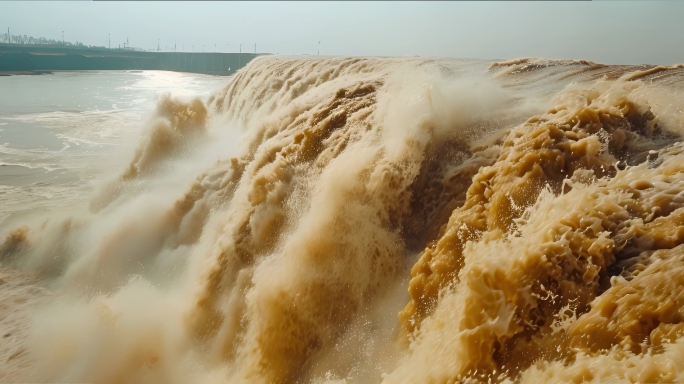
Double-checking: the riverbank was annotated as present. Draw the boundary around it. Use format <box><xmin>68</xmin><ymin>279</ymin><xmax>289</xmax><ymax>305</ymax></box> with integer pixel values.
<box><xmin>0</xmin><ymin>43</ymin><xmax>265</xmax><ymax>75</ymax></box>
<box><xmin>0</xmin><ymin>71</ymin><xmax>53</xmax><ymax>76</ymax></box>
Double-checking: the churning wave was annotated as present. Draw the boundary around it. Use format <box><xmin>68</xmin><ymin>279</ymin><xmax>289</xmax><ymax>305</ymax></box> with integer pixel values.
<box><xmin>3</xmin><ymin>56</ymin><xmax>684</xmax><ymax>383</ymax></box>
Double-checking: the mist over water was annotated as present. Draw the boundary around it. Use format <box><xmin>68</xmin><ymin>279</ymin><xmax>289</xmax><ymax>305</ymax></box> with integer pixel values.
<box><xmin>0</xmin><ymin>71</ymin><xmax>228</xmax><ymax>230</ymax></box>
<box><xmin>3</xmin><ymin>57</ymin><xmax>684</xmax><ymax>383</ymax></box>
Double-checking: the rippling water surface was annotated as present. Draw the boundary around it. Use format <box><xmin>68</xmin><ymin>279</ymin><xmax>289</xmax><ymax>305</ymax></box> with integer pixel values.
<box><xmin>0</xmin><ymin>71</ymin><xmax>229</xmax><ymax>228</ymax></box>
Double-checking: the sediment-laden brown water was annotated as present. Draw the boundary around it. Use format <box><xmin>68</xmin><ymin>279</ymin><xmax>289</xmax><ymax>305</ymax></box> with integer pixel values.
<box><xmin>3</xmin><ymin>57</ymin><xmax>684</xmax><ymax>383</ymax></box>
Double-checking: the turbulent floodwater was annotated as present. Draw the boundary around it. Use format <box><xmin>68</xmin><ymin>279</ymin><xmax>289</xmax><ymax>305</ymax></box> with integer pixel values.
<box><xmin>2</xmin><ymin>58</ymin><xmax>684</xmax><ymax>383</ymax></box>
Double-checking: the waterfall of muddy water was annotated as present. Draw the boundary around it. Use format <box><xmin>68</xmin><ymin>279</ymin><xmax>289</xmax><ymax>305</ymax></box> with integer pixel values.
<box><xmin>3</xmin><ymin>57</ymin><xmax>684</xmax><ymax>383</ymax></box>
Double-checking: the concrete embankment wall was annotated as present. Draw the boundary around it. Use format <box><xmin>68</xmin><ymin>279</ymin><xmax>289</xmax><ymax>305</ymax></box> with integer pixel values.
<box><xmin>0</xmin><ymin>44</ymin><xmax>263</xmax><ymax>75</ymax></box>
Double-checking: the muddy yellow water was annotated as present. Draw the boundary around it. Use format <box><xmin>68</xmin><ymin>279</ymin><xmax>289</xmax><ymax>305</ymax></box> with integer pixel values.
<box><xmin>3</xmin><ymin>57</ymin><xmax>684</xmax><ymax>383</ymax></box>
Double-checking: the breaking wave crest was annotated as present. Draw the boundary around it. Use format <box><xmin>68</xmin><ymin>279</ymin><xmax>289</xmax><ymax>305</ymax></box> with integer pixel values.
<box><xmin>3</xmin><ymin>56</ymin><xmax>684</xmax><ymax>383</ymax></box>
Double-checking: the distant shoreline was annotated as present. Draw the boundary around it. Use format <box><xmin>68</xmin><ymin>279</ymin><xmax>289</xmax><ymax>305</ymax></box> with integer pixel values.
<box><xmin>0</xmin><ymin>70</ymin><xmax>53</xmax><ymax>76</ymax></box>
<box><xmin>0</xmin><ymin>44</ymin><xmax>263</xmax><ymax>76</ymax></box>
<box><xmin>0</xmin><ymin>70</ymin><xmax>232</xmax><ymax>77</ymax></box>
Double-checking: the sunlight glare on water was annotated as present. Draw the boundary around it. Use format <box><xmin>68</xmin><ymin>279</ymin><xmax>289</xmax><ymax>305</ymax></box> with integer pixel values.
<box><xmin>0</xmin><ymin>70</ymin><xmax>229</xmax><ymax>229</ymax></box>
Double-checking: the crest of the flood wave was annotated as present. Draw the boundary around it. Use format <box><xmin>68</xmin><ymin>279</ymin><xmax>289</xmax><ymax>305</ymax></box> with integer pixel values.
<box><xmin>3</xmin><ymin>57</ymin><xmax>684</xmax><ymax>383</ymax></box>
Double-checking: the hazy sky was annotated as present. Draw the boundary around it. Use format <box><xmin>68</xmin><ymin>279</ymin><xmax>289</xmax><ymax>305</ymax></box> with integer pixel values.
<box><xmin>3</xmin><ymin>1</ymin><xmax>684</xmax><ymax>65</ymax></box>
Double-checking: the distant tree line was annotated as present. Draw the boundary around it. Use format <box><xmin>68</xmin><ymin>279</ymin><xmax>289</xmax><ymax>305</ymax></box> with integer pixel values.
<box><xmin>0</xmin><ymin>32</ymin><xmax>106</xmax><ymax>50</ymax></box>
